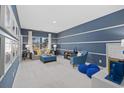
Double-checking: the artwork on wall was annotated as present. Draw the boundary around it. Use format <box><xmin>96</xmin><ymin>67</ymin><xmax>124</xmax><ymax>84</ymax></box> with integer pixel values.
<box><xmin>0</xmin><ymin>37</ymin><xmax>1</xmax><ymax>60</ymax></box>
<box><xmin>5</xmin><ymin>37</ymin><xmax>18</xmax><ymax>69</ymax></box>
<box><xmin>16</xmin><ymin>26</ymin><xmax>18</xmax><ymax>37</ymax></box>
<box><xmin>5</xmin><ymin>6</ymin><xmax>12</xmax><ymax>30</ymax></box>
<box><xmin>12</xmin><ymin>41</ymin><xmax>17</xmax><ymax>58</ymax></box>
<box><xmin>12</xmin><ymin>20</ymin><xmax>15</xmax><ymax>33</ymax></box>
<box><xmin>5</xmin><ymin>38</ymin><xmax>12</xmax><ymax>68</ymax></box>
<box><xmin>0</xmin><ymin>35</ymin><xmax>3</xmax><ymax>77</ymax></box>
<box><xmin>0</xmin><ymin>6</ymin><xmax>20</xmax><ymax>83</ymax></box>
<box><xmin>4</xmin><ymin>5</ymin><xmax>19</xmax><ymax>38</ymax></box>
<box><xmin>15</xmin><ymin>42</ymin><xmax>19</xmax><ymax>55</ymax></box>
<box><xmin>0</xmin><ymin>6</ymin><xmax>1</xmax><ymax>17</ymax></box>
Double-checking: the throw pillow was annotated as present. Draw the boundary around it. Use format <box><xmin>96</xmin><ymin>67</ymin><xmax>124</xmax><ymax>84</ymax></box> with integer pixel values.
<box><xmin>77</xmin><ymin>52</ymin><xmax>81</xmax><ymax>56</ymax></box>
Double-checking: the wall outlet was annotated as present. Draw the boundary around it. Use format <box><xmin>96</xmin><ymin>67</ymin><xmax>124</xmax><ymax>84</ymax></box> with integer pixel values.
<box><xmin>99</xmin><ymin>59</ymin><xmax>102</xmax><ymax>64</ymax></box>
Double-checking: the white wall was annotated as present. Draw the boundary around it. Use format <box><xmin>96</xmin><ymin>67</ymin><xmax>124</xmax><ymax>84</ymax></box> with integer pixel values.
<box><xmin>106</xmin><ymin>43</ymin><xmax>124</xmax><ymax>59</ymax></box>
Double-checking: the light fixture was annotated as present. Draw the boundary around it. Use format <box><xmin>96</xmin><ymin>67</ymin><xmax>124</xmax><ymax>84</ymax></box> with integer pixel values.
<box><xmin>52</xmin><ymin>21</ymin><xmax>56</xmax><ymax>24</ymax></box>
<box><xmin>53</xmin><ymin>44</ymin><xmax>57</xmax><ymax>48</ymax></box>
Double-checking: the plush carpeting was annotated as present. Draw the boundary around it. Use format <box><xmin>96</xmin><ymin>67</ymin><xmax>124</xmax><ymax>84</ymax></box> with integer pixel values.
<box><xmin>13</xmin><ymin>56</ymin><xmax>91</xmax><ymax>88</ymax></box>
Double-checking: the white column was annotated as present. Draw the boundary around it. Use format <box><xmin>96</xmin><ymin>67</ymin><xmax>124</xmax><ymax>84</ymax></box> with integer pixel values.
<box><xmin>28</xmin><ymin>31</ymin><xmax>33</xmax><ymax>53</ymax></box>
<box><xmin>48</xmin><ymin>33</ymin><xmax>51</xmax><ymax>50</ymax></box>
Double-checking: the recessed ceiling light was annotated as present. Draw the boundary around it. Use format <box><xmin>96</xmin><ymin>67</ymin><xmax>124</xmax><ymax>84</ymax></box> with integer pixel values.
<box><xmin>52</xmin><ymin>21</ymin><xmax>56</xmax><ymax>24</ymax></box>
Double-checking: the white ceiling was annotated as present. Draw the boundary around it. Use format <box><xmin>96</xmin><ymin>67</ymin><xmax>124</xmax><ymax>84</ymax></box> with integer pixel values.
<box><xmin>17</xmin><ymin>5</ymin><xmax>124</xmax><ymax>33</ymax></box>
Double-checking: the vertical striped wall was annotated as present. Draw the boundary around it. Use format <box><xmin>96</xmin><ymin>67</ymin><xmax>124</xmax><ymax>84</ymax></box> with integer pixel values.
<box><xmin>56</xmin><ymin>9</ymin><xmax>124</xmax><ymax>67</ymax></box>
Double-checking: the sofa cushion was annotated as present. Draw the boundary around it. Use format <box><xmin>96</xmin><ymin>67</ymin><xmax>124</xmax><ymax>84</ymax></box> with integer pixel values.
<box><xmin>77</xmin><ymin>52</ymin><xmax>81</xmax><ymax>56</ymax></box>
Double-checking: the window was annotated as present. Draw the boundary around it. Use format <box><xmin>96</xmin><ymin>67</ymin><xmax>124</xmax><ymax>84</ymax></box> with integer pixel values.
<box><xmin>22</xmin><ymin>36</ymin><xmax>48</xmax><ymax>51</ymax></box>
<box><xmin>32</xmin><ymin>37</ymin><xmax>40</xmax><ymax>43</ymax></box>
<box><xmin>32</xmin><ymin>37</ymin><xmax>48</xmax><ymax>49</ymax></box>
<box><xmin>42</xmin><ymin>37</ymin><xmax>48</xmax><ymax>48</ymax></box>
<box><xmin>32</xmin><ymin>37</ymin><xmax>40</xmax><ymax>49</ymax></box>
<box><xmin>23</xmin><ymin>36</ymin><xmax>28</xmax><ymax>43</ymax></box>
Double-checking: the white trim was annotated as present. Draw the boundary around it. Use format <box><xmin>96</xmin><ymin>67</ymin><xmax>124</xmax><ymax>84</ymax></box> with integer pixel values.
<box><xmin>57</xmin><ymin>48</ymin><xmax>106</xmax><ymax>56</ymax></box>
<box><xmin>0</xmin><ymin>28</ymin><xmax>17</xmax><ymax>41</ymax></box>
<box><xmin>55</xmin><ymin>24</ymin><xmax>124</xmax><ymax>39</ymax></box>
<box><xmin>106</xmin><ymin>43</ymin><xmax>109</xmax><ymax>73</ymax></box>
<box><xmin>57</xmin><ymin>40</ymin><xmax>121</xmax><ymax>44</ymax></box>
<box><xmin>88</xmin><ymin>52</ymin><xmax>106</xmax><ymax>56</ymax></box>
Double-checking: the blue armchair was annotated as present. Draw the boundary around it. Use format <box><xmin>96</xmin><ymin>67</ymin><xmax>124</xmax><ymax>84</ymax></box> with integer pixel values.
<box><xmin>70</xmin><ymin>51</ymin><xmax>88</xmax><ymax>67</ymax></box>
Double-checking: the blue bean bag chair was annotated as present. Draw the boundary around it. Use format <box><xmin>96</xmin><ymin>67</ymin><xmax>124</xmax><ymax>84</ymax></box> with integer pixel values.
<box><xmin>78</xmin><ymin>64</ymin><xmax>88</xmax><ymax>74</ymax></box>
<box><xmin>86</xmin><ymin>65</ymin><xmax>100</xmax><ymax>78</ymax></box>
<box><xmin>78</xmin><ymin>64</ymin><xmax>100</xmax><ymax>78</ymax></box>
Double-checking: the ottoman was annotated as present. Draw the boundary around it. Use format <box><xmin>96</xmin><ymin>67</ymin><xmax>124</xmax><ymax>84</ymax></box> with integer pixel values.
<box><xmin>40</xmin><ymin>55</ymin><xmax>57</xmax><ymax>63</ymax></box>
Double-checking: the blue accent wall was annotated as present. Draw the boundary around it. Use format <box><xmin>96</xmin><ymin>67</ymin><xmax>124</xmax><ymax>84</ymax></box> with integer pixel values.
<box><xmin>57</xmin><ymin>9</ymin><xmax>124</xmax><ymax>37</ymax></box>
<box><xmin>57</xmin><ymin>9</ymin><xmax>124</xmax><ymax>67</ymax></box>
<box><xmin>0</xmin><ymin>6</ymin><xmax>20</xmax><ymax>88</ymax></box>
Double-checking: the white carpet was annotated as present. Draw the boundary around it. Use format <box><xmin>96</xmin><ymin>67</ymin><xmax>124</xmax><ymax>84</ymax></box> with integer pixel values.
<box><xmin>13</xmin><ymin>56</ymin><xmax>91</xmax><ymax>88</ymax></box>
